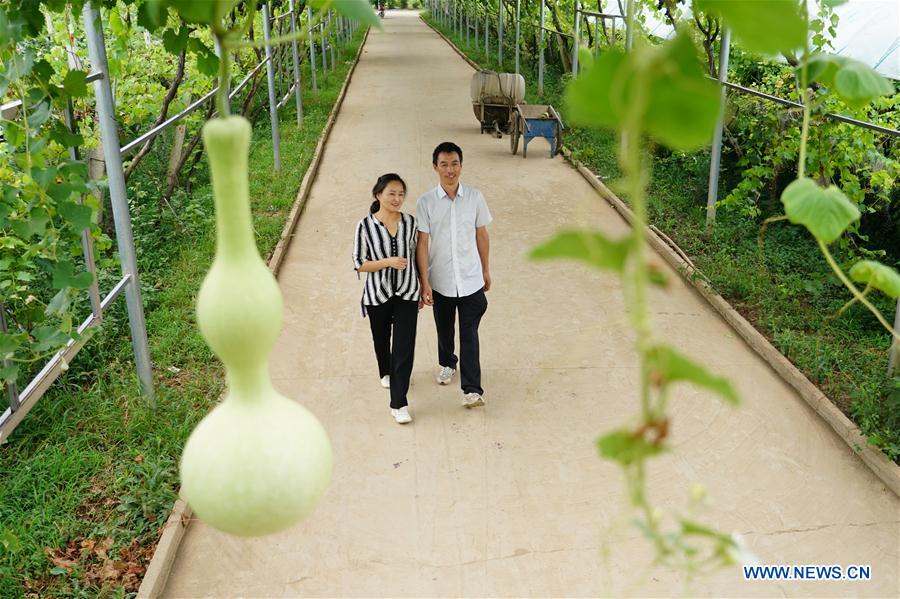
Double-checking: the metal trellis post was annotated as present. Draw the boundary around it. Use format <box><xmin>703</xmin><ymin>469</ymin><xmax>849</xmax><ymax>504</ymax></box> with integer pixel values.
<box><xmin>262</xmin><ymin>2</ymin><xmax>282</xmax><ymax>172</ymax></box>
<box><xmin>705</xmin><ymin>27</ymin><xmax>731</xmax><ymax>227</ymax></box>
<box><xmin>307</xmin><ymin>3</ymin><xmax>318</xmax><ymax>95</ymax></box>
<box><xmin>289</xmin><ymin>0</ymin><xmax>304</xmax><ymax>124</ymax></box>
<box><xmin>82</xmin><ymin>1</ymin><xmax>154</xmax><ymax>401</ymax></box>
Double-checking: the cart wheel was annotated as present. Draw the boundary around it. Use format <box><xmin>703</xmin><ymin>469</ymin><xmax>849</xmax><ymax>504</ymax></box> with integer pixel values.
<box><xmin>523</xmin><ymin>138</ymin><xmax>527</xmax><ymax>159</ymax></box>
<box><xmin>510</xmin><ymin>115</ymin><xmax>520</xmax><ymax>155</ymax></box>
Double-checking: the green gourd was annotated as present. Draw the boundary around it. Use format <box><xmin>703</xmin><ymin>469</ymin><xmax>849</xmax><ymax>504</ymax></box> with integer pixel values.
<box><xmin>180</xmin><ymin>116</ymin><xmax>332</xmax><ymax>537</ymax></box>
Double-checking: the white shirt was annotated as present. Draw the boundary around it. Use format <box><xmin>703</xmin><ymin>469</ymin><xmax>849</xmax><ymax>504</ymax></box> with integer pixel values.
<box><xmin>416</xmin><ymin>182</ymin><xmax>492</xmax><ymax>298</ymax></box>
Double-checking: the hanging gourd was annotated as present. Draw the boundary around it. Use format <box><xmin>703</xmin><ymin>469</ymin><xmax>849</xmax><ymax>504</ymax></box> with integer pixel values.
<box><xmin>179</xmin><ymin>116</ymin><xmax>333</xmax><ymax>537</ymax></box>
<box><xmin>162</xmin><ymin>0</ymin><xmax>379</xmax><ymax>538</ymax></box>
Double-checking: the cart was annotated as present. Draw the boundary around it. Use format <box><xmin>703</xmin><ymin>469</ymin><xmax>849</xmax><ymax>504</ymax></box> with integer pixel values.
<box><xmin>509</xmin><ymin>104</ymin><xmax>565</xmax><ymax>158</ymax></box>
<box><xmin>470</xmin><ymin>71</ymin><xmax>525</xmax><ymax>138</ymax></box>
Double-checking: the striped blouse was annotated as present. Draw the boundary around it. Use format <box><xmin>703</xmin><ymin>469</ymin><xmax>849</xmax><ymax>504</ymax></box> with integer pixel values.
<box><xmin>352</xmin><ymin>212</ymin><xmax>420</xmax><ymax>316</ymax></box>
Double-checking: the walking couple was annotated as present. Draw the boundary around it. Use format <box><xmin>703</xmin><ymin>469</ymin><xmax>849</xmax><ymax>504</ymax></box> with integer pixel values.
<box><xmin>352</xmin><ymin>142</ymin><xmax>492</xmax><ymax>424</ymax></box>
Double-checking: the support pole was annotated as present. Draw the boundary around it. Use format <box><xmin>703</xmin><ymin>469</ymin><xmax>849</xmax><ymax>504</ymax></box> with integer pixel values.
<box><xmin>705</xmin><ymin>28</ymin><xmax>731</xmax><ymax>227</ymax></box>
<box><xmin>307</xmin><ymin>2</ymin><xmax>318</xmax><ymax>95</ymax></box>
<box><xmin>82</xmin><ymin>1</ymin><xmax>154</xmax><ymax>401</ymax></box>
<box><xmin>498</xmin><ymin>0</ymin><xmax>503</xmax><ymax>67</ymax></box>
<box><xmin>515</xmin><ymin>0</ymin><xmax>521</xmax><ymax>74</ymax></box>
<box><xmin>572</xmin><ymin>2</ymin><xmax>580</xmax><ymax>75</ymax></box>
<box><xmin>538</xmin><ymin>0</ymin><xmax>544</xmax><ymax>95</ymax></box>
<box><xmin>262</xmin><ymin>2</ymin><xmax>282</xmax><ymax>172</ymax></box>
<box><xmin>889</xmin><ymin>299</ymin><xmax>900</xmax><ymax>377</ymax></box>
<box><xmin>289</xmin><ymin>0</ymin><xmax>304</xmax><ymax>124</ymax></box>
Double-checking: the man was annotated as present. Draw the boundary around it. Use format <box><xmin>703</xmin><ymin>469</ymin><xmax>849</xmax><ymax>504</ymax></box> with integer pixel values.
<box><xmin>416</xmin><ymin>142</ymin><xmax>492</xmax><ymax>408</ymax></box>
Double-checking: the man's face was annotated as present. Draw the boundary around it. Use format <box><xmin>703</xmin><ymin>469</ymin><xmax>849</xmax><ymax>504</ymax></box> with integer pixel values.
<box><xmin>433</xmin><ymin>151</ymin><xmax>462</xmax><ymax>188</ymax></box>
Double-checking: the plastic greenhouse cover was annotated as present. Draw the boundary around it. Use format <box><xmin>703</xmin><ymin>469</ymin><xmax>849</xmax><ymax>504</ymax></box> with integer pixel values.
<box><xmin>596</xmin><ymin>0</ymin><xmax>899</xmax><ymax>81</ymax></box>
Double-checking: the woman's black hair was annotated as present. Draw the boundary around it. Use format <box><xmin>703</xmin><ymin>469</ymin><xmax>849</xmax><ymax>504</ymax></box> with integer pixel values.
<box><xmin>370</xmin><ymin>173</ymin><xmax>407</xmax><ymax>214</ymax></box>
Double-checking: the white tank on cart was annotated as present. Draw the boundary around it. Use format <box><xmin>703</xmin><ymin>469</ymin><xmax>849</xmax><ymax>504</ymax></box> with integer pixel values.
<box><xmin>470</xmin><ymin>70</ymin><xmax>526</xmax><ymax>105</ymax></box>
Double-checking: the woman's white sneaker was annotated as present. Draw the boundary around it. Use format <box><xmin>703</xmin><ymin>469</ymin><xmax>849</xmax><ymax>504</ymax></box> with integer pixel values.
<box><xmin>462</xmin><ymin>392</ymin><xmax>484</xmax><ymax>408</ymax></box>
<box><xmin>436</xmin><ymin>366</ymin><xmax>456</xmax><ymax>385</ymax></box>
<box><xmin>380</xmin><ymin>375</ymin><xmax>390</xmax><ymax>389</ymax></box>
<box><xmin>391</xmin><ymin>406</ymin><xmax>412</xmax><ymax>424</ymax></box>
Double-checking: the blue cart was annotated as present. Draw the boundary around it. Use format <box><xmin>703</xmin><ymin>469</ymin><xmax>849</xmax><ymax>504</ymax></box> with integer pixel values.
<box><xmin>510</xmin><ymin>104</ymin><xmax>565</xmax><ymax>158</ymax></box>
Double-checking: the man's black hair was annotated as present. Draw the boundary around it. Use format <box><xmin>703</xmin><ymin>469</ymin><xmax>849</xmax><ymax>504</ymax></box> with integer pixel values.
<box><xmin>432</xmin><ymin>142</ymin><xmax>463</xmax><ymax>165</ymax></box>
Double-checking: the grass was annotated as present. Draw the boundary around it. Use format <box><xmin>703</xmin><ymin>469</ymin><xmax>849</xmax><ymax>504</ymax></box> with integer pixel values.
<box><xmin>0</xmin><ymin>28</ymin><xmax>365</xmax><ymax>598</ymax></box>
<box><xmin>424</xmin><ymin>14</ymin><xmax>900</xmax><ymax>462</ymax></box>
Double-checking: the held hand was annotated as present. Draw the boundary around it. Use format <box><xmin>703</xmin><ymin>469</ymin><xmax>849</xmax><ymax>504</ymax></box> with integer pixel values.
<box><xmin>421</xmin><ymin>282</ymin><xmax>434</xmax><ymax>306</ymax></box>
<box><xmin>386</xmin><ymin>257</ymin><xmax>408</xmax><ymax>270</ymax></box>
<box><xmin>483</xmin><ymin>271</ymin><xmax>492</xmax><ymax>292</ymax></box>
<box><xmin>418</xmin><ymin>298</ymin><xmax>425</xmax><ymax>311</ymax></box>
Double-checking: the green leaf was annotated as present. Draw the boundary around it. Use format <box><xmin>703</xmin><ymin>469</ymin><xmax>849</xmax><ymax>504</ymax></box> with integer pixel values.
<box><xmin>833</xmin><ymin>60</ymin><xmax>894</xmax><ymax>108</ymax></box>
<box><xmin>10</xmin><ymin>208</ymin><xmax>50</xmax><ymax>239</ymax></box>
<box><xmin>577</xmin><ymin>46</ymin><xmax>594</xmax><ymax>70</ymax></box>
<box><xmin>137</xmin><ymin>0</ymin><xmax>166</xmax><ymax>32</ymax></box>
<box><xmin>45</xmin><ymin>289</ymin><xmax>72</xmax><ymax>316</ymax></box>
<box><xmin>597</xmin><ymin>429</ymin><xmax>665</xmax><ymax>465</ymax></box>
<box><xmin>529</xmin><ymin>230</ymin><xmax>633</xmax><ymax>272</ymax></box>
<box><xmin>52</xmin><ymin>261</ymin><xmax>94</xmax><ymax>290</ymax></box>
<box><xmin>781</xmin><ymin>178</ymin><xmax>860</xmax><ymax>244</ymax></box>
<box><xmin>48</xmin><ymin>122</ymin><xmax>84</xmax><ymax>148</ymax></box>
<box><xmin>5</xmin><ymin>48</ymin><xmax>33</xmax><ymax>80</ymax></box>
<box><xmin>163</xmin><ymin>27</ymin><xmax>189</xmax><ymax>54</ymax></box>
<box><xmin>646</xmin><ymin>344</ymin><xmax>739</xmax><ymax>405</ymax></box>
<box><xmin>167</xmin><ymin>0</ymin><xmax>217</xmax><ymax>24</ymax></box>
<box><xmin>314</xmin><ymin>0</ymin><xmax>383</xmax><ymax>29</ymax></box>
<box><xmin>33</xmin><ymin>59</ymin><xmax>54</xmax><ymax>82</ymax></box>
<box><xmin>31</xmin><ymin>325</ymin><xmax>71</xmax><ymax>353</ymax></box>
<box><xmin>802</xmin><ymin>54</ymin><xmax>839</xmax><ymax>86</ymax></box>
<box><xmin>565</xmin><ymin>32</ymin><xmax>719</xmax><ymax>150</ymax></box>
<box><xmin>0</xmin><ymin>7</ymin><xmax>25</xmax><ymax>44</ymax></box>
<box><xmin>849</xmin><ymin>260</ymin><xmax>900</xmax><ymax>298</ymax></box>
<box><xmin>62</xmin><ymin>70</ymin><xmax>88</xmax><ymax>97</ymax></box>
<box><xmin>694</xmin><ymin>0</ymin><xmax>805</xmax><ymax>54</ymax></box>
<box><xmin>58</xmin><ymin>201</ymin><xmax>93</xmax><ymax>232</ymax></box>
<box><xmin>25</xmin><ymin>99</ymin><xmax>51</xmax><ymax>129</ymax></box>
<box><xmin>0</xmin><ymin>332</ymin><xmax>25</xmax><ymax>356</ymax></box>
<box><xmin>0</xmin><ymin>364</ymin><xmax>19</xmax><ymax>386</ymax></box>
<box><xmin>188</xmin><ymin>38</ymin><xmax>219</xmax><ymax>76</ymax></box>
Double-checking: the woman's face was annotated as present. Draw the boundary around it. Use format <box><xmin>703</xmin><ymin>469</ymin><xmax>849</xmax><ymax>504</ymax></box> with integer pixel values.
<box><xmin>377</xmin><ymin>180</ymin><xmax>406</xmax><ymax>213</ymax></box>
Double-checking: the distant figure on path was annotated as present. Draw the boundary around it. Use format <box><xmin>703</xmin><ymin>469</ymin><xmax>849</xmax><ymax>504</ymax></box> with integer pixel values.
<box><xmin>353</xmin><ymin>173</ymin><xmax>420</xmax><ymax>424</ymax></box>
<box><xmin>416</xmin><ymin>142</ymin><xmax>492</xmax><ymax>408</ymax></box>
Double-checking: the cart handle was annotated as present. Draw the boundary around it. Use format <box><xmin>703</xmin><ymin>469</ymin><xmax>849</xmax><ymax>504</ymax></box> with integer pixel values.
<box><xmin>549</xmin><ymin>105</ymin><xmax>566</xmax><ymax>130</ymax></box>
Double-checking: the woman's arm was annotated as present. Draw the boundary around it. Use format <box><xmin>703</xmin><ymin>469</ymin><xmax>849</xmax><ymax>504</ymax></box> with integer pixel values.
<box><xmin>357</xmin><ymin>257</ymin><xmax>405</xmax><ymax>273</ymax></box>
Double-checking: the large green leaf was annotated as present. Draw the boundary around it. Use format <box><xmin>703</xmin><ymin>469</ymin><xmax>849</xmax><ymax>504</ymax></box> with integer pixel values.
<box><xmin>62</xmin><ymin>70</ymin><xmax>88</xmax><ymax>97</ymax></box>
<box><xmin>695</xmin><ymin>0</ymin><xmax>805</xmax><ymax>54</ymax></box>
<box><xmin>52</xmin><ymin>260</ymin><xmax>94</xmax><ymax>290</ymax></box>
<box><xmin>313</xmin><ymin>0</ymin><xmax>382</xmax><ymax>29</ymax></box>
<box><xmin>530</xmin><ymin>230</ymin><xmax>633</xmax><ymax>272</ymax></box>
<box><xmin>833</xmin><ymin>60</ymin><xmax>894</xmax><ymax>108</ymax></box>
<box><xmin>644</xmin><ymin>33</ymin><xmax>720</xmax><ymax>150</ymax></box>
<box><xmin>565</xmin><ymin>32</ymin><xmax>718</xmax><ymax>150</ymax></box>
<box><xmin>58</xmin><ymin>201</ymin><xmax>93</xmax><ymax>232</ymax></box>
<box><xmin>189</xmin><ymin>38</ymin><xmax>219</xmax><ymax>77</ymax></box>
<box><xmin>849</xmin><ymin>260</ymin><xmax>900</xmax><ymax>298</ymax></box>
<box><xmin>597</xmin><ymin>429</ymin><xmax>665</xmax><ymax>465</ymax></box>
<box><xmin>781</xmin><ymin>178</ymin><xmax>860</xmax><ymax>244</ymax></box>
<box><xmin>162</xmin><ymin>27</ymin><xmax>189</xmax><ymax>54</ymax></box>
<box><xmin>645</xmin><ymin>345</ymin><xmax>739</xmax><ymax>405</ymax></box>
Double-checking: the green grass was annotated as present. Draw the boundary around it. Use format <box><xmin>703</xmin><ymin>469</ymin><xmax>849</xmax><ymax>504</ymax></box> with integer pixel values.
<box><xmin>0</xmin><ymin>29</ymin><xmax>365</xmax><ymax>599</ymax></box>
<box><xmin>424</xmin><ymin>14</ymin><xmax>900</xmax><ymax>462</ymax></box>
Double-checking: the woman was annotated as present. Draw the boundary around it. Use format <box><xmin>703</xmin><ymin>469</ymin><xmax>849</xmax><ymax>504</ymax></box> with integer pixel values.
<box><xmin>352</xmin><ymin>174</ymin><xmax>420</xmax><ymax>424</ymax></box>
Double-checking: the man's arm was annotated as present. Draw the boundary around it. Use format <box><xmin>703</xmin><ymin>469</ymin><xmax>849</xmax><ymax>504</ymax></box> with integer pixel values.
<box><xmin>417</xmin><ymin>231</ymin><xmax>433</xmax><ymax>305</ymax></box>
<box><xmin>476</xmin><ymin>226</ymin><xmax>491</xmax><ymax>291</ymax></box>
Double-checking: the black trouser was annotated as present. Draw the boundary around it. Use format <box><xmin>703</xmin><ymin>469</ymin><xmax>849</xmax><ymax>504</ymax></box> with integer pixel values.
<box><xmin>433</xmin><ymin>288</ymin><xmax>488</xmax><ymax>395</ymax></box>
<box><xmin>366</xmin><ymin>297</ymin><xmax>418</xmax><ymax>409</ymax></box>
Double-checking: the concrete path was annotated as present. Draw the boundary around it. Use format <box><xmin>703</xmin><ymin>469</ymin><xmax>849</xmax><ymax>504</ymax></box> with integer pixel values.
<box><xmin>162</xmin><ymin>11</ymin><xmax>899</xmax><ymax>598</ymax></box>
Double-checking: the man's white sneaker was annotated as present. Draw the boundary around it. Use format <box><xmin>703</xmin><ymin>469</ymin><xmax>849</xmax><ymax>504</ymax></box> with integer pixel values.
<box><xmin>391</xmin><ymin>406</ymin><xmax>412</xmax><ymax>424</ymax></box>
<box><xmin>436</xmin><ymin>366</ymin><xmax>456</xmax><ymax>385</ymax></box>
<box><xmin>462</xmin><ymin>392</ymin><xmax>484</xmax><ymax>408</ymax></box>
<box><xmin>380</xmin><ymin>375</ymin><xmax>390</xmax><ymax>389</ymax></box>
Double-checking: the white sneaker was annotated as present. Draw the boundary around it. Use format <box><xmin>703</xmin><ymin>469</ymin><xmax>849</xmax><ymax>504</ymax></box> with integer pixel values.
<box><xmin>436</xmin><ymin>366</ymin><xmax>456</xmax><ymax>385</ymax></box>
<box><xmin>380</xmin><ymin>375</ymin><xmax>390</xmax><ymax>389</ymax></box>
<box><xmin>391</xmin><ymin>406</ymin><xmax>412</xmax><ymax>424</ymax></box>
<box><xmin>462</xmin><ymin>392</ymin><xmax>484</xmax><ymax>408</ymax></box>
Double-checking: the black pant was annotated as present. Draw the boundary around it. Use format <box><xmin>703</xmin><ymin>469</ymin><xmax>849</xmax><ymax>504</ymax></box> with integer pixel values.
<box><xmin>433</xmin><ymin>288</ymin><xmax>488</xmax><ymax>395</ymax></box>
<box><xmin>366</xmin><ymin>297</ymin><xmax>418</xmax><ymax>409</ymax></box>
